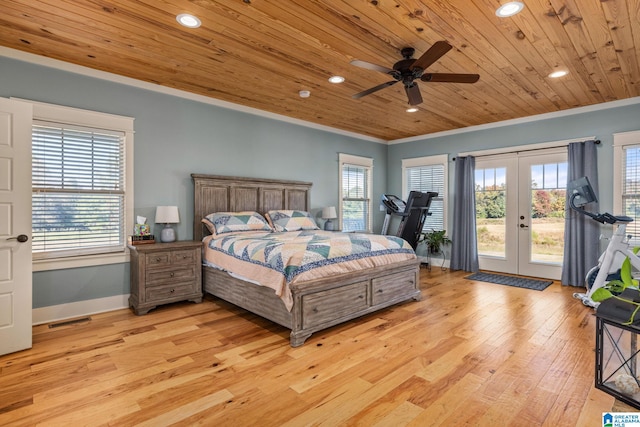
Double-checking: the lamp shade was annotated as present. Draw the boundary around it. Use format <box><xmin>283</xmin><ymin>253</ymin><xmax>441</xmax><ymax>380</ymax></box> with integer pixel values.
<box><xmin>155</xmin><ymin>206</ymin><xmax>180</xmax><ymax>224</ymax></box>
<box><xmin>322</xmin><ymin>206</ymin><xmax>337</xmax><ymax>219</ymax></box>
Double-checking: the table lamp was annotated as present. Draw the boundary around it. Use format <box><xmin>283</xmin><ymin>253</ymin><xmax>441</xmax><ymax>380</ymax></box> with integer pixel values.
<box><xmin>322</xmin><ymin>206</ymin><xmax>337</xmax><ymax>231</ymax></box>
<box><xmin>155</xmin><ymin>206</ymin><xmax>180</xmax><ymax>242</ymax></box>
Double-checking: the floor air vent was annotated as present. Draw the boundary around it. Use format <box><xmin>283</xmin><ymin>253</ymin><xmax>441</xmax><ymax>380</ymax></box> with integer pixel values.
<box><xmin>48</xmin><ymin>317</ymin><xmax>92</xmax><ymax>328</ymax></box>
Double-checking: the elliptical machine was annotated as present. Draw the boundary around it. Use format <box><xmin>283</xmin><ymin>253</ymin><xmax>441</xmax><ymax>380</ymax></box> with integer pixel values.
<box><xmin>569</xmin><ymin>177</ymin><xmax>639</xmax><ymax>307</ymax></box>
<box><xmin>381</xmin><ymin>191</ymin><xmax>438</xmax><ymax>250</ymax></box>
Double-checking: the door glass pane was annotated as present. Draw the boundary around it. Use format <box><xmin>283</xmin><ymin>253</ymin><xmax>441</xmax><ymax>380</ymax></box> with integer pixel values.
<box><xmin>475</xmin><ymin>167</ymin><xmax>507</xmax><ymax>258</ymax></box>
<box><xmin>529</xmin><ymin>162</ymin><xmax>567</xmax><ymax>263</ymax></box>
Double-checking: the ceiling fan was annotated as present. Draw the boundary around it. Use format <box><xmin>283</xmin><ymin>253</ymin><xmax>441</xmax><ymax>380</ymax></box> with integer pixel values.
<box><xmin>350</xmin><ymin>41</ymin><xmax>480</xmax><ymax>106</ymax></box>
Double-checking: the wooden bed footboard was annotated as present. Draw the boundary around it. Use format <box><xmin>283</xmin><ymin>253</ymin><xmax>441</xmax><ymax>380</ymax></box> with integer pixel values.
<box><xmin>203</xmin><ymin>258</ymin><xmax>421</xmax><ymax>347</ymax></box>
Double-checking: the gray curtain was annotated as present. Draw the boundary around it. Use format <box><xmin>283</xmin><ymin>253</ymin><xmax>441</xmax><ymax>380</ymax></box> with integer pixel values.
<box><xmin>450</xmin><ymin>156</ymin><xmax>479</xmax><ymax>272</ymax></box>
<box><xmin>561</xmin><ymin>141</ymin><xmax>600</xmax><ymax>286</ymax></box>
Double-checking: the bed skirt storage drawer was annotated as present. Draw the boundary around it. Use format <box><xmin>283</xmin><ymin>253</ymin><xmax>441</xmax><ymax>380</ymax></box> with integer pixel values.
<box><xmin>302</xmin><ymin>281</ymin><xmax>369</xmax><ymax>328</ymax></box>
<box><xmin>145</xmin><ymin>283</ymin><xmax>197</xmax><ymax>302</ymax></box>
<box><xmin>372</xmin><ymin>269</ymin><xmax>418</xmax><ymax>306</ymax></box>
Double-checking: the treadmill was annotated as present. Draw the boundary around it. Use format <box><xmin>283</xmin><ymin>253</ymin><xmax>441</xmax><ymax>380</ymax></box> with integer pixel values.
<box><xmin>381</xmin><ymin>191</ymin><xmax>438</xmax><ymax>249</ymax></box>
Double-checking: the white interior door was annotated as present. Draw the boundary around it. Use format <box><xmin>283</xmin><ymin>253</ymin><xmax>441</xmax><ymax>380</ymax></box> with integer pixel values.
<box><xmin>475</xmin><ymin>150</ymin><xmax>567</xmax><ymax>279</ymax></box>
<box><xmin>0</xmin><ymin>98</ymin><xmax>33</xmax><ymax>356</ymax></box>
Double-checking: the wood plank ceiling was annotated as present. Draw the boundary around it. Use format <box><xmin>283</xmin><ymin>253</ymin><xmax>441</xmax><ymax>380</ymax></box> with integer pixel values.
<box><xmin>0</xmin><ymin>0</ymin><xmax>638</xmax><ymax>141</ymax></box>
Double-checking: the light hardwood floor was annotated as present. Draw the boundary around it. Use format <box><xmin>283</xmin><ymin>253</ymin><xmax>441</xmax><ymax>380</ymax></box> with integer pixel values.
<box><xmin>0</xmin><ymin>269</ymin><xmax>616</xmax><ymax>426</ymax></box>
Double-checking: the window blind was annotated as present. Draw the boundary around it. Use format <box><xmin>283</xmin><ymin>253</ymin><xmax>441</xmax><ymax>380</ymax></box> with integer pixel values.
<box><xmin>406</xmin><ymin>164</ymin><xmax>445</xmax><ymax>232</ymax></box>
<box><xmin>32</xmin><ymin>122</ymin><xmax>126</xmax><ymax>257</ymax></box>
<box><xmin>623</xmin><ymin>145</ymin><xmax>640</xmax><ymax>239</ymax></box>
<box><xmin>342</xmin><ymin>164</ymin><xmax>370</xmax><ymax>232</ymax></box>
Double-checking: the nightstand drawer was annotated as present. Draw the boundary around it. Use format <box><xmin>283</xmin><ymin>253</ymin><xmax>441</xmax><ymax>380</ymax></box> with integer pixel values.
<box><xmin>145</xmin><ymin>283</ymin><xmax>197</xmax><ymax>302</ymax></box>
<box><xmin>147</xmin><ymin>266</ymin><xmax>196</xmax><ymax>286</ymax></box>
<box><xmin>146</xmin><ymin>251</ymin><xmax>171</xmax><ymax>267</ymax></box>
<box><xmin>172</xmin><ymin>250</ymin><xmax>197</xmax><ymax>264</ymax></box>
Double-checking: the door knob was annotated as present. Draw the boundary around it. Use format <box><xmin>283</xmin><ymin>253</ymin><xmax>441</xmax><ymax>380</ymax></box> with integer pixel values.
<box><xmin>519</xmin><ymin>224</ymin><xmax>528</xmax><ymax>229</ymax></box>
<box><xmin>6</xmin><ymin>234</ymin><xmax>29</xmax><ymax>242</ymax></box>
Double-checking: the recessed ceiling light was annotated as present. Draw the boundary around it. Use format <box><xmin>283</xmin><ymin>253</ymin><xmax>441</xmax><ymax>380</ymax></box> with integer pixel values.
<box><xmin>176</xmin><ymin>13</ymin><xmax>201</xmax><ymax>28</ymax></box>
<box><xmin>406</xmin><ymin>107</ymin><xmax>419</xmax><ymax>113</ymax></box>
<box><xmin>496</xmin><ymin>2</ymin><xmax>524</xmax><ymax>17</ymax></box>
<box><xmin>299</xmin><ymin>90</ymin><xmax>311</xmax><ymax>98</ymax></box>
<box><xmin>548</xmin><ymin>69</ymin><xmax>569</xmax><ymax>78</ymax></box>
<box><xmin>328</xmin><ymin>76</ymin><xmax>345</xmax><ymax>84</ymax></box>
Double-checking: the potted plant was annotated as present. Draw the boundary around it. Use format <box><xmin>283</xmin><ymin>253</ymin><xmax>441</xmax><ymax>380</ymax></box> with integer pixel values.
<box><xmin>420</xmin><ymin>229</ymin><xmax>452</xmax><ymax>254</ymax></box>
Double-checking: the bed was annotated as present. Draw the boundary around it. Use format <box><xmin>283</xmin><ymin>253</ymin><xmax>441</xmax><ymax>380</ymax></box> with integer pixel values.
<box><xmin>192</xmin><ymin>174</ymin><xmax>421</xmax><ymax>347</ymax></box>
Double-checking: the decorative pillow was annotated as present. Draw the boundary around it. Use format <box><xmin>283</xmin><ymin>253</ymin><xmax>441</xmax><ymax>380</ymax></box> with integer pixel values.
<box><xmin>266</xmin><ymin>210</ymin><xmax>319</xmax><ymax>232</ymax></box>
<box><xmin>202</xmin><ymin>211</ymin><xmax>272</xmax><ymax>236</ymax></box>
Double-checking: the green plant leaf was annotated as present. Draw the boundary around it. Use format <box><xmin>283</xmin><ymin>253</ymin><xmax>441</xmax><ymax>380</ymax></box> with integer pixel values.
<box><xmin>618</xmin><ymin>247</ymin><xmax>640</xmax><ymax>290</ymax></box>
<box><xmin>606</xmin><ymin>280</ymin><xmax>627</xmax><ymax>294</ymax></box>
<box><xmin>592</xmin><ymin>287</ymin><xmax>614</xmax><ymax>302</ymax></box>
<box><xmin>621</xmin><ymin>257</ymin><xmax>634</xmax><ymax>287</ymax></box>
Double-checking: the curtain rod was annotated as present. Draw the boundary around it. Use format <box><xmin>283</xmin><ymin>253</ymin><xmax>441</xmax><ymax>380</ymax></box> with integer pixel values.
<box><xmin>452</xmin><ymin>139</ymin><xmax>600</xmax><ymax>161</ymax></box>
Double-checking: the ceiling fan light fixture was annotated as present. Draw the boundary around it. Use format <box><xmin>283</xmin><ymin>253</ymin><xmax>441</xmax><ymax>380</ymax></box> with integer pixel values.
<box><xmin>406</xmin><ymin>107</ymin><xmax>419</xmax><ymax>113</ymax></box>
<box><xmin>548</xmin><ymin>69</ymin><xmax>569</xmax><ymax>78</ymax></box>
<box><xmin>328</xmin><ymin>76</ymin><xmax>345</xmax><ymax>84</ymax></box>
<box><xmin>496</xmin><ymin>2</ymin><xmax>524</xmax><ymax>18</ymax></box>
<box><xmin>176</xmin><ymin>13</ymin><xmax>201</xmax><ymax>28</ymax></box>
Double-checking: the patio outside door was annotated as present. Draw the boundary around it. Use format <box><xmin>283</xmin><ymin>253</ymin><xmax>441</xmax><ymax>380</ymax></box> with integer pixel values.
<box><xmin>475</xmin><ymin>150</ymin><xmax>567</xmax><ymax>280</ymax></box>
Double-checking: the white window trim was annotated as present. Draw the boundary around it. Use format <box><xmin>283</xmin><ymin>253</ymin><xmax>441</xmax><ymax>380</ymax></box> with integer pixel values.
<box><xmin>17</xmin><ymin>99</ymin><xmax>134</xmax><ymax>271</ymax></box>
<box><xmin>339</xmin><ymin>153</ymin><xmax>373</xmax><ymax>233</ymax></box>
<box><xmin>613</xmin><ymin>130</ymin><xmax>640</xmax><ymax>216</ymax></box>
<box><xmin>401</xmin><ymin>154</ymin><xmax>449</xmax><ymax>232</ymax></box>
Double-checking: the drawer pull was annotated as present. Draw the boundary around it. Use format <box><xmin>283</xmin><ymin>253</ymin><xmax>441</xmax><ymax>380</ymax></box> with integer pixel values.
<box><xmin>170</xmin><ymin>272</ymin><xmax>174</xmax><ymax>277</ymax></box>
<box><xmin>170</xmin><ymin>288</ymin><xmax>175</xmax><ymax>293</ymax></box>
<box><xmin>183</xmin><ymin>255</ymin><xmax>188</xmax><ymax>259</ymax></box>
<box><xmin>156</xmin><ymin>257</ymin><xmax>161</xmax><ymax>262</ymax></box>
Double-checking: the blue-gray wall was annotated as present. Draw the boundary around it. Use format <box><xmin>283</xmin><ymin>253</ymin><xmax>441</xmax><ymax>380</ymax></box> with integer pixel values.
<box><xmin>387</xmin><ymin>102</ymin><xmax>640</xmax><ymax>233</ymax></box>
<box><xmin>2</xmin><ymin>53</ymin><xmax>639</xmax><ymax>310</ymax></box>
<box><xmin>0</xmin><ymin>55</ymin><xmax>387</xmax><ymax>308</ymax></box>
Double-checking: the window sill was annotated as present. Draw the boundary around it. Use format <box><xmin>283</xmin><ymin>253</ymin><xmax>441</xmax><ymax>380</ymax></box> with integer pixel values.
<box><xmin>33</xmin><ymin>251</ymin><xmax>130</xmax><ymax>272</ymax></box>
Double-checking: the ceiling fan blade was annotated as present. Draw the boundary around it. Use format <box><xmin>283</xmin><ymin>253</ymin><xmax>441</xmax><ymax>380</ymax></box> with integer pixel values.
<box><xmin>405</xmin><ymin>84</ymin><xmax>423</xmax><ymax>105</ymax></box>
<box><xmin>410</xmin><ymin>41</ymin><xmax>453</xmax><ymax>71</ymax></box>
<box><xmin>350</xmin><ymin>59</ymin><xmax>394</xmax><ymax>74</ymax></box>
<box><xmin>421</xmin><ymin>73</ymin><xmax>480</xmax><ymax>83</ymax></box>
<box><xmin>352</xmin><ymin>80</ymin><xmax>398</xmax><ymax>99</ymax></box>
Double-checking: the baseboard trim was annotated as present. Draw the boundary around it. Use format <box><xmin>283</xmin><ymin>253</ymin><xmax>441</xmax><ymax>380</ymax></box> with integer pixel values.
<box><xmin>33</xmin><ymin>294</ymin><xmax>130</xmax><ymax>326</ymax></box>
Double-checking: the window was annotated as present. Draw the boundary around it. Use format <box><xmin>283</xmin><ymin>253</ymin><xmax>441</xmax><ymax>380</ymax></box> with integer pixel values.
<box><xmin>339</xmin><ymin>153</ymin><xmax>372</xmax><ymax>233</ymax></box>
<box><xmin>614</xmin><ymin>130</ymin><xmax>640</xmax><ymax>241</ymax></box>
<box><xmin>28</xmin><ymin>100</ymin><xmax>134</xmax><ymax>271</ymax></box>
<box><xmin>402</xmin><ymin>154</ymin><xmax>448</xmax><ymax>232</ymax></box>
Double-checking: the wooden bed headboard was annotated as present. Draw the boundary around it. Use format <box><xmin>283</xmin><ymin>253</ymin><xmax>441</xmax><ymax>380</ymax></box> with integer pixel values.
<box><xmin>191</xmin><ymin>174</ymin><xmax>313</xmax><ymax>241</ymax></box>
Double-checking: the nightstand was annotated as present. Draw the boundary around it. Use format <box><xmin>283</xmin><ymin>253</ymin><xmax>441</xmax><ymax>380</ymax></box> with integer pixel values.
<box><xmin>128</xmin><ymin>240</ymin><xmax>203</xmax><ymax>315</ymax></box>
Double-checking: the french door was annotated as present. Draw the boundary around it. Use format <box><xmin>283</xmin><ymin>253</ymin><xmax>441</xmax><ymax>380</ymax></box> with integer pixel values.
<box><xmin>475</xmin><ymin>150</ymin><xmax>567</xmax><ymax>280</ymax></box>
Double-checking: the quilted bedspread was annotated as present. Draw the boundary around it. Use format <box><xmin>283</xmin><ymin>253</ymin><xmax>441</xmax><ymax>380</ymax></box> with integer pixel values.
<box><xmin>203</xmin><ymin>230</ymin><xmax>416</xmax><ymax>311</ymax></box>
